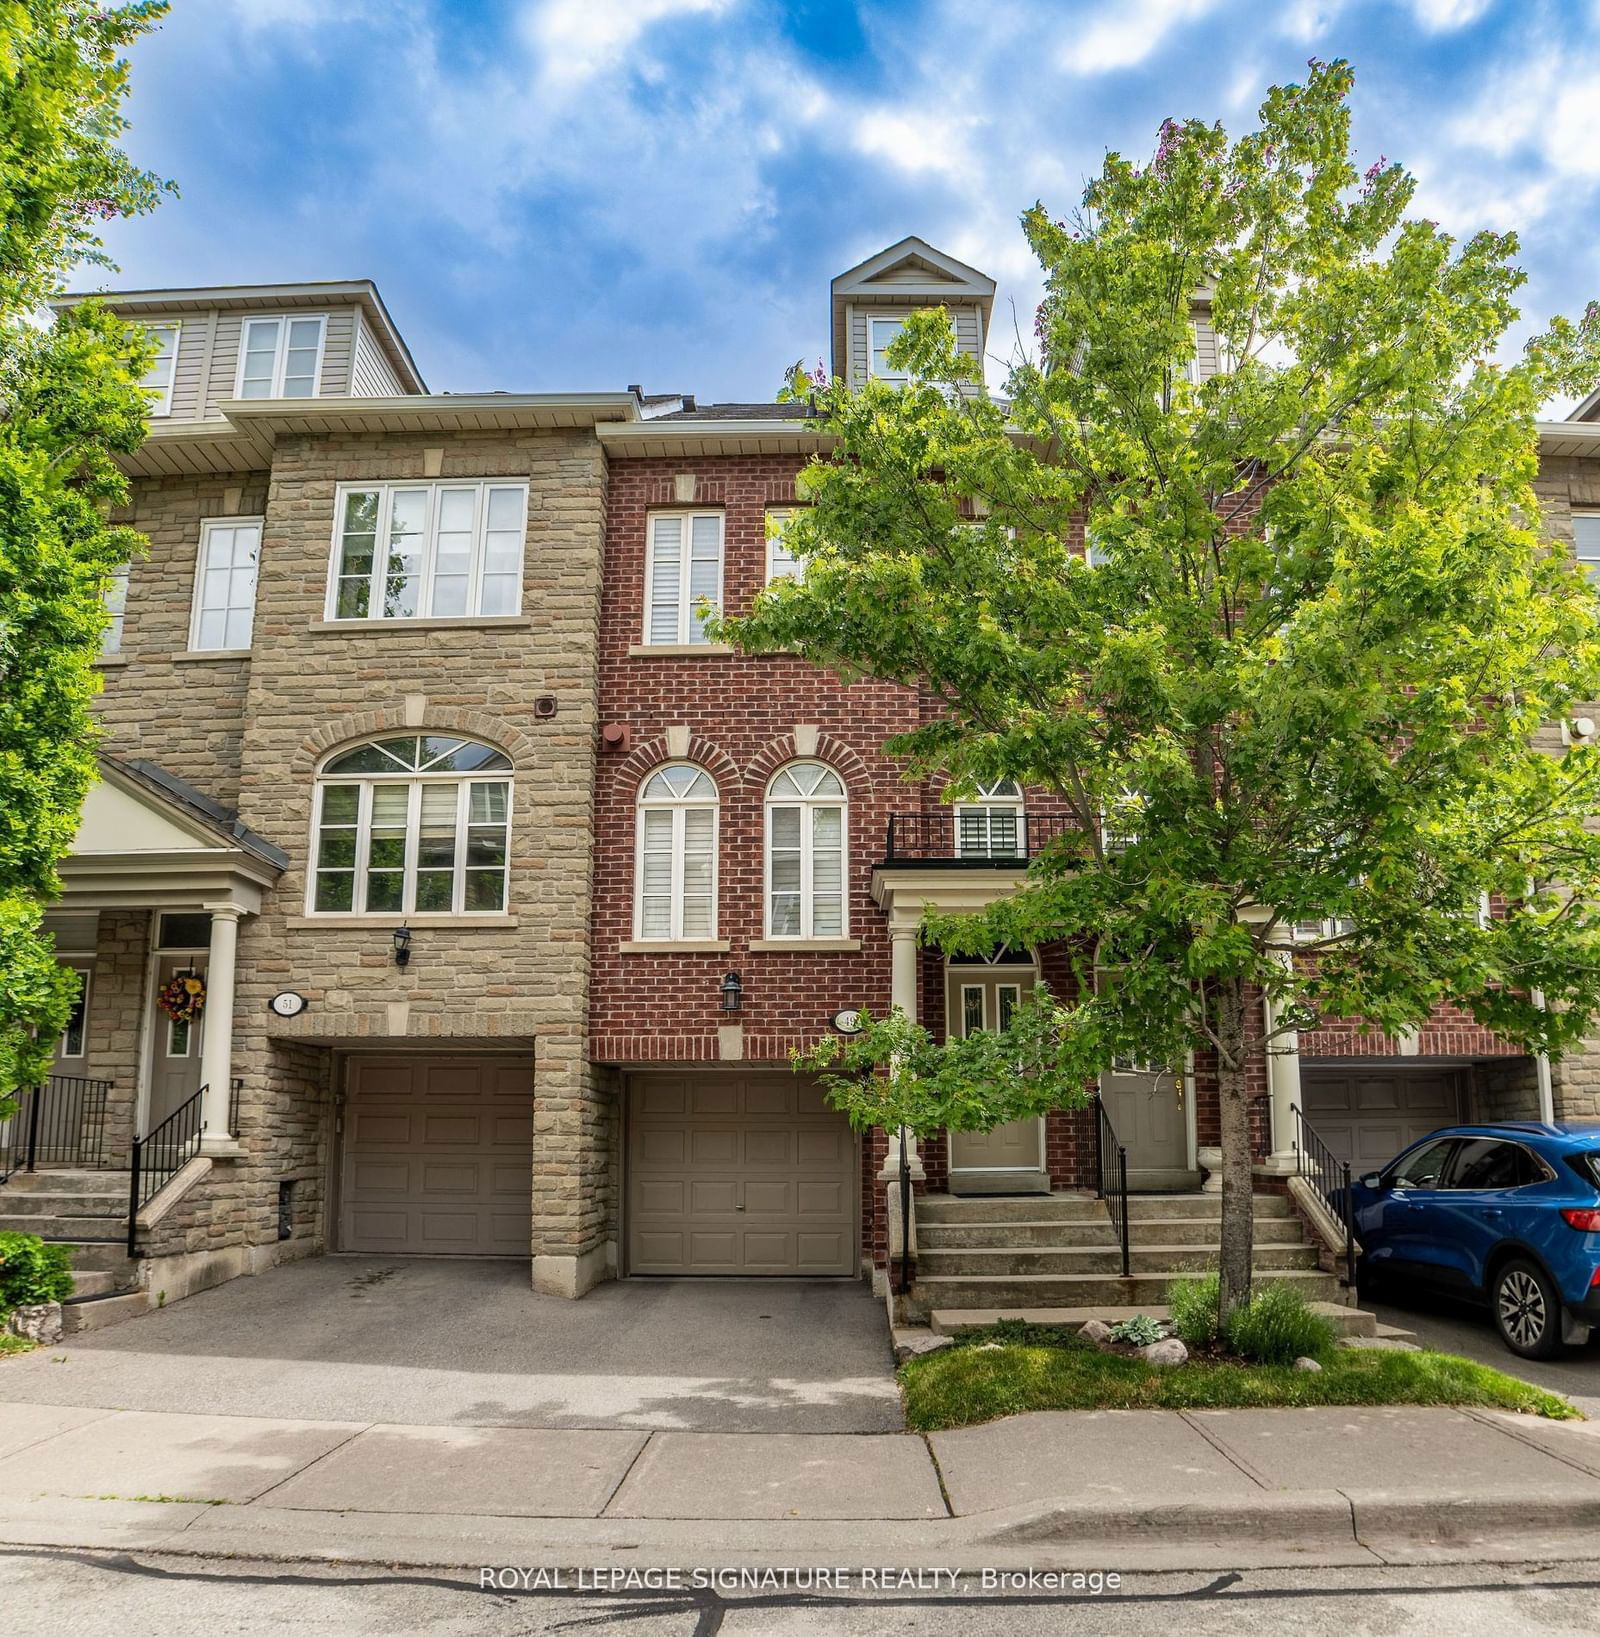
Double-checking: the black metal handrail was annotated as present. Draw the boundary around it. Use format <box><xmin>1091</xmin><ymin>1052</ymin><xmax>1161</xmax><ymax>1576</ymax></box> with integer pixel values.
<box><xmin>882</xmin><ymin>811</ymin><xmax>1079</xmax><ymax>866</ymax></box>
<box><xmin>127</xmin><ymin>1086</ymin><xmax>207</xmax><ymax>1255</ymax></box>
<box><xmin>1291</xmin><ymin>1102</ymin><xmax>1358</xmax><ymax>1286</ymax></box>
<box><xmin>897</xmin><ymin>1125</ymin><xmax>914</xmax><ymax>1296</ymax></box>
<box><xmin>1095</xmin><ymin>1094</ymin><xmax>1132</xmax><ymax>1278</ymax></box>
<box><xmin>0</xmin><ymin>1074</ymin><xmax>115</xmax><ymax>1184</ymax></box>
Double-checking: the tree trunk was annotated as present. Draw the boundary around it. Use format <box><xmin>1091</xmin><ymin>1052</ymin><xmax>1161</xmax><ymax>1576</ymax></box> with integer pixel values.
<box><xmin>1215</xmin><ymin>975</ymin><xmax>1255</xmax><ymax>1322</ymax></box>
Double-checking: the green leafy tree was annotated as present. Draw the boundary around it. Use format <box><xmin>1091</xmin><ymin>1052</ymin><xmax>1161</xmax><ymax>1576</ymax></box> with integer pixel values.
<box><xmin>718</xmin><ymin>60</ymin><xmax>1600</xmax><ymax>1317</ymax></box>
<box><xmin>0</xmin><ymin>1</ymin><xmax>170</xmax><ymax>1105</ymax></box>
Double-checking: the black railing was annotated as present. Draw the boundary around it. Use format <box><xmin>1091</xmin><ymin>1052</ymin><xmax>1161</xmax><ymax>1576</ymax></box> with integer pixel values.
<box><xmin>127</xmin><ymin>1086</ymin><xmax>206</xmax><ymax>1255</ymax></box>
<box><xmin>882</xmin><ymin>812</ymin><xmax>1079</xmax><ymax>866</ymax></box>
<box><xmin>1094</xmin><ymin>1094</ymin><xmax>1132</xmax><ymax>1278</ymax></box>
<box><xmin>897</xmin><ymin>1124</ymin><xmax>914</xmax><ymax>1296</ymax></box>
<box><xmin>1291</xmin><ymin>1102</ymin><xmax>1358</xmax><ymax>1287</ymax></box>
<box><xmin>0</xmin><ymin>1074</ymin><xmax>115</xmax><ymax>1183</ymax></box>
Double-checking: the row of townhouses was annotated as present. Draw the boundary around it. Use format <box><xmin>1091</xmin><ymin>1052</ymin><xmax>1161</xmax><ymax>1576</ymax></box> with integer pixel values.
<box><xmin>6</xmin><ymin>237</ymin><xmax>1600</xmax><ymax>1322</ymax></box>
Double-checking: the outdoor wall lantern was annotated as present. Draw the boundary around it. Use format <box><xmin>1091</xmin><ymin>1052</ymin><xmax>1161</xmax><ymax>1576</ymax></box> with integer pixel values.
<box><xmin>392</xmin><ymin>925</ymin><xmax>413</xmax><ymax>968</ymax></box>
<box><xmin>720</xmin><ymin>971</ymin><xmax>743</xmax><ymax>1013</ymax></box>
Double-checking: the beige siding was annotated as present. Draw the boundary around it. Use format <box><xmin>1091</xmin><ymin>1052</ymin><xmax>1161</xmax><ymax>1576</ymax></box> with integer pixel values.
<box><xmin>846</xmin><ymin>301</ymin><xmax>982</xmax><ymax>386</ymax></box>
<box><xmin>202</xmin><ymin>306</ymin><xmax>359</xmax><ymax>415</ymax></box>
<box><xmin>318</xmin><ymin>309</ymin><xmax>355</xmax><ymax>396</ymax></box>
<box><xmin>349</xmin><ymin>312</ymin><xmax>405</xmax><ymax>396</ymax></box>
<box><xmin>1194</xmin><ymin>317</ymin><xmax>1222</xmax><ymax>382</ymax></box>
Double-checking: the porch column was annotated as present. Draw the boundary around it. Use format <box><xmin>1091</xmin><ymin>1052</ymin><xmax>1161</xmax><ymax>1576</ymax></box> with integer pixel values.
<box><xmin>1262</xmin><ymin>956</ymin><xmax>1302</xmax><ymax>1176</ymax></box>
<box><xmin>198</xmin><ymin>904</ymin><xmax>243</xmax><ymax>1156</ymax></box>
<box><xmin>878</xmin><ymin>925</ymin><xmax>924</xmax><ymax>1182</ymax></box>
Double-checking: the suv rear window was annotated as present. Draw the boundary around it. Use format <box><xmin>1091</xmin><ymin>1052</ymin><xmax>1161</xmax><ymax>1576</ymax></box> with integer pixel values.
<box><xmin>1446</xmin><ymin>1139</ymin><xmax>1544</xmax><ymax>1189</ymax></box>
<box><xmin>1563</xmin><ymin>1149</ymin><xmax>1600</xmax><ymax>1191</ymax></box>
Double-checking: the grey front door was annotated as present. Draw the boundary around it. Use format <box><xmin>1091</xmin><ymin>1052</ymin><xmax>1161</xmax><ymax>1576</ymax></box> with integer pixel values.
<box><xmin>1098</xmin><ymin>1064</ymin><xmax>1195</xmax><ymax>1190</ymax></box>
<box><xmin>146</xmin><ymin>953</ymin><xmax>206</xmax><ymax>1133</ymax></box>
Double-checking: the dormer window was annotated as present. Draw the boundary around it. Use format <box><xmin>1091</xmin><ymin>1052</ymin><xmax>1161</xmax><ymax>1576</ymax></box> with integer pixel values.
<box><xmin>139</xmin><ymin>323</ymin><xmax>180</xmax><ymax>416</ymax></box>
<box><xmin>236</xmin><ymin>314</ymin><xmax>327</xmax><ymax>399</ymax></box>
<box><xmin>868</xmin><ymin>317</ymin><xmax>907</xmax><ymax>381</ymax></box>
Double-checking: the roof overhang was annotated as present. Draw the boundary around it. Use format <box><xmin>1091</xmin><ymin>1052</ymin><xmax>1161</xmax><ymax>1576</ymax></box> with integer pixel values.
<box><xmin>51</xmin><ymin>279</ymin><xmax>427</xmax><ymax>393</ymax></box>
<box><xmin>830</xmin><ymin>236</ymin><xmax>997</xmax><ymax>379</ymax></box>
<box><xmin>597</xmin><ymin>418</ymin><xmax>831</xmax><ymax>458</ymax></box>
<box><xmin>870</xmin><ymin>864</ymin><xmax>1027</xmax><ymax>931</ymax></box>
<box><xmin>1537</xmin><ymin>419</ymin><xmax>1600</xmax><ymax>459</ymax></box>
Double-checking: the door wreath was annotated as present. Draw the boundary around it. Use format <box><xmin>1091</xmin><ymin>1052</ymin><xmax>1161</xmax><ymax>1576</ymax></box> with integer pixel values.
<box><xmin>157</xmin><ymin>970</ymin><xmax>206</xmax><ymax>1024</ymax></box>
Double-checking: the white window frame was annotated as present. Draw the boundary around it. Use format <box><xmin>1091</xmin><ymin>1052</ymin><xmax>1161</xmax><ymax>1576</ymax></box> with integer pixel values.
<box><xmin>1574</xmin><ymin>512</ymin><xmax>1600</xmax><ymax>585</ymax></box>
<box><xmin>56</xmin><ymin>963</ymin><xmax>92</xmax><ymax>1059</ymax></box>
<box><xmin>766</xmin><ymin>507</ymin><xmax>805</xmax><ymax>584</ymax></box>
<box><xmin>188</xmin><ymin>515</ymin><xmax>263</xmax><ymax>652</ymax></box>
<box><xmin>642</xmin><ymin>510</ymin><xmax>724</xmax><ymax>645</ymax></box>
<box><xmin>633</xmin><ymin>765</ymin><xmax>720</xmax><ymax>941</ymax></box>
<box><xmin>954</xmin><ymin>779</ymin><xmax>1025</xmax><ymax>858</ymax></box>
<box><xmin>324</xmin><ymin>480</ymin><xmax>529</xmax><ymax>622</ymax></box>
<box><xmin>140</xmin><ymin>322</ymin><xmax>180</xmax><ymax>416</ymax></box>
<box><xmin>307</xmin><ymin>738</ymin><xmax>514</xmax><ymax>917</ymax></box>
<box><xmin>234</xmin><ymin>313</ymin><xmax>328</xmax><ymax>399</ymax></box>
<box><xmin>101</xmin><ymin>564</ymin><xmax>129</xmax><ymax>656</ymax></box>
<box><xmin>868</xmin><ymin>315</ymin><xmax>909</xmax><ymax>381</ymax></box>
<box><xmin>764</xmin><ymin>762</ymin><xmax>849</xmax><ymax>940</ymax></box>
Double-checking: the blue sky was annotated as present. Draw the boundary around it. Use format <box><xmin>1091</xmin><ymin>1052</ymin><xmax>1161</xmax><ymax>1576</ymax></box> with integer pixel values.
<box><xmin>93</xmin><ymin>0</ymin><xmax>1600</xmax><ymax>407</ymax></box>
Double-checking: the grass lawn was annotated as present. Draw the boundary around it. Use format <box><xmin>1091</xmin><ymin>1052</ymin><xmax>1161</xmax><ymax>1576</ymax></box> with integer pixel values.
<box><xmin>901</xmin><ymin>1327</ymin><xmax>1578</xmax><ymax>1431</ymax></box>
<box><xmin>0</xmin><ymin>1333</ymin><xmax>38</xmax><ymax>1359</ymax></box>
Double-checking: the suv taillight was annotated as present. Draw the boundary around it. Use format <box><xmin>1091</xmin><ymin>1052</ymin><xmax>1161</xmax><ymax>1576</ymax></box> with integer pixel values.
<box><xmin>1560</xmin><ymin>1208</ymin><xmax>1600</xmax><ymax>1231</ymax></box>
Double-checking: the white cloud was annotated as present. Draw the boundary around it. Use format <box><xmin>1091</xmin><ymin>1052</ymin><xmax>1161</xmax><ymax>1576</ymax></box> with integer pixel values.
<box><xmin>1445</xmin><ymin>49</ymin><xmax>1600</xmax><ymax>180</ymax></box>
<box><xmin>1275</xmin><ymin>0</ymin><xmax>1348</xmax><ymax>40</ymax></box>
<box><xmin>1409</xmin><ymin>0</ymin><xmax>1493</xmax><ymax>30</ymax></box>
<box><xmin>524</xmin><ymin>0</ymin><xmax>739</xmax><ymax>88</ymax></box>
<box><xmin>1059</xmin><ymin>0</ymin><xmax>1217</xmax><ymax>74</ymax></box>
<box><xmin>854</xmin><ymin>107</ymin><xmax>978</xmax><ymax>178</ymax></box>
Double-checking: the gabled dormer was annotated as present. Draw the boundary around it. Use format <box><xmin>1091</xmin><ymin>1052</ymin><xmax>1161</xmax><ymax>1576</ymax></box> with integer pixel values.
<box><xmin>830</xmin><ymin>237</ymin><xmax>996</xmax><ymax>387</ymax></box>
<box><xmin>48</xmin><ymin>280</ymin><xmax>426</xmax><ymax>423</ymax></box>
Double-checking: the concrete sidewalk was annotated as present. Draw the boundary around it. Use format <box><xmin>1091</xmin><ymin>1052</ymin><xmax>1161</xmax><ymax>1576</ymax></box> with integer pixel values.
<box><xmin>5</xmin><ymin>1399</ymin><xmax>1600</xmax><ymax>1569</ymax></box>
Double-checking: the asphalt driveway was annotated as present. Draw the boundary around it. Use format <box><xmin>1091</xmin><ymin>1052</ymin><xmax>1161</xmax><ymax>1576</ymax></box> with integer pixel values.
<box><xmin>0</xmin><ymin>1257</ymin><xmax>903</xmax><ymax>1433</ymax></box>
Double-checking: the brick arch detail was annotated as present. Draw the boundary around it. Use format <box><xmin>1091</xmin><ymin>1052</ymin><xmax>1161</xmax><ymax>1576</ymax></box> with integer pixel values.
<box><xmin>617</xmin><ymin>735</ymin><xmax>742</xmax><ymax>800</ymax></box>
<box><xmin>293</xmin><ymin>708</ymin><xmax>536</xmax><ymax>775</ymax></box>
<box><xmin>744</xmin><ymin>732</ymin><xmax>876</xmax><ymax>798</ymax></box>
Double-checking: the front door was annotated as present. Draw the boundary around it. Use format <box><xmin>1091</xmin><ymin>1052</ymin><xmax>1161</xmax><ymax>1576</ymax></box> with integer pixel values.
<box><xmin>945</xmin><ymin>968</ymin><xmax>1049</xmax><ymax>1195</ymax></box>
<box><xmin>1098</xmin><ymin>1062</ymin><xmax>1195</xmax><ymax>1191</ymax></box>
<box><xmin>146</xmin><ymin>953</ymin><xmax>206</xmax><ymax>1133</ymax></box>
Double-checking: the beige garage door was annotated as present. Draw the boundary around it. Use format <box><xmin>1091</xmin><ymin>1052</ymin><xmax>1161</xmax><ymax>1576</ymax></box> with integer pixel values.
<box><xmin>628</xmin><ymin>1073</ymin><xmax>857</xmax><ymax>1275</ymax></box>
<box><xmin>339</xmin><ymin>1056</ymin><xmax>533</xmax><ymax>1255</ymax></box>
<box><xmin>1301</xmin><ymin>1068</ymin><xmax>1462</xmax><ymax>1177</ymax></box>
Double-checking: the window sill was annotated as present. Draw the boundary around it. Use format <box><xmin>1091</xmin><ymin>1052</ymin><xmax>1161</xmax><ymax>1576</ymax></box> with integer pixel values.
<box><xmin>284</xmin><ymin>913</ymin><xmax>519</xmax><ymax>929</ymax></box>
<box><xmin>172</xmin><ymin>648</ymin><xmax>252</xmax><ymax>663</ymax></box>
<box><xmin>627</xmin><ymin>643</ymin><xmax>733</xmax><ymax>658</ymax></box>
<box><xmin>93</xmin><ymin>655</ymin><xmax>130</xmax><ymax>669</ymax></box>
<box><xmin>618</xmin><ymin>939</ymin><xmax>731</xmax><ymax>954</ymax></box>
<box><xmin>308</xmin><ymin>615</ymin><xmax>534</xmax><ymax>634</ymax></box>
<box><xmin>749</xmin><ymin>937</ymin><xmax>862</xmax><ymax>953</ymax></box>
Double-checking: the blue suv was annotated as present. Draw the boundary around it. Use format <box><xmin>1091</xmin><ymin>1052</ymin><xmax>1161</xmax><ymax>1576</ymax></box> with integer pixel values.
<box><xmin>1349</xmin><ymin>1122</ymin><xmax>1600</xmax><ymax>1358</ymax></box>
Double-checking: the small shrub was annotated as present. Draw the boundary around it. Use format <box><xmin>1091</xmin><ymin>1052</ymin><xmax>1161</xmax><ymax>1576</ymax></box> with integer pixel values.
<box><xmin>1109</xmin><ymin>1314</ymin><xmax>1164</xmax><ymax>1347</ymax></box>
<box><xmin>1224</xmin><ymin>1281</ymin><xmax>1336</xmax><ymax>1366</ymax></box>
<box><xmin>0</xmin><ymin>1232</ymin><xmax>74</xmax><ymax>1312</ymax></box>
<box><xmin>1167</xmin><ymin>1272</ymin><xmax>1221</xmax><ymax>1348</ymax></box>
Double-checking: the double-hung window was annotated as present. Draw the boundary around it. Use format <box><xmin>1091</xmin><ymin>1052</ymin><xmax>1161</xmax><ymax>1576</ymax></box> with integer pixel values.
<box><xmin>328</xmin><ymin>481</ymin><xmax>528</xmax><ymax>620</ymax></box>
<box><xmin>190</xmin><ymin>517</ymin><xmax>262</xmax><ymax>651</ymax></box>
<box><xmin>869</xmin><ymin>316</ymin><xmax>907</xmax><ymax>381</ymax></box>
<box><xmin>634</xmin><ymin>765</ymin><xmax>718</xmax><ymax>939</ymax></box>
<box><xmin>140</xmin><ymin>323</ymin><xmax>180</xmax><ymax>416</ymax></box>
<box><xmin>765</xmin><ymin>762</ymin><xmax>847</xmax><ymax>938</ymax></box>
<box><xmin>1575</xmin><ymin>513</ymin><xmax>1600</xmax><ymax>584</ymax></box>
<box><xmin>766</xmin><ymin>508</ymin><xmax>804</xmax><ymax>584</ymax></box>
<box><xmin>100</xmin><ymin>565</ymin><xmax>129</xmax><ymax>656</ymax></box>
<box><xmin>236</xmin><ymin>314</ymin><xmax>326</xmax><ymax>398</ymax></box>
<box><xmin>955</xmin><ymin>779</ymin><xmax>1024</xmax><ymax>858</ymax></box>
<box><xmin>311</xmin><ymin>735</ymin><xmax>512</xmax><ymax>915</ymax></box>
<box><xmin>644</xmin><ymin>512</ymin><xmax>723</xmax><ymax>644</ymax></box>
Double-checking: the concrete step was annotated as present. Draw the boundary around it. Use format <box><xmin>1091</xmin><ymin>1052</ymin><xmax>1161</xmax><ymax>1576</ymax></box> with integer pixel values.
<box><xmin>0</xmin><ymin>1189</ymin><xmax>127</xmax><ymax>1218</ymax></box>
<box><xmin>0</xmin><ymin>1213</ymin><xmax>126</xmax><ymax>1240</ymax></box>
<box><xmin>918</xmin><ymin>1220</ymin><xmax>1122</xmax><ymax>1249</ymax></box>
<box><xmin>917</xmin><ymin>1193</ymin><xmax>1105</xmax><ymax>1224</ymax></box>
<box><xmin>1</xmin><ymin>1169</ymin><xmax>130</xmax><ymax>1196</ymax></box>
<box><xmin>61</xmin><ymin>1290</ymin><xmax>149</xmax><ymax>1334</ymax></box>
<box><xmin>1128</xmin><ymin>1216</ymin><xmax>1305</xmax><ymax>1245</ymax></box>
<box><xmin>1124</xmin><ymin>1193</ymin><xmax>1295</xmax><ymax>1219</ymax></box>
<box><xmin>917</xmin><ymin>1243</ymin><xmax>1323</xmax><ymax>1278</ymax></box>
<box><xmin>47</xmin><ymin>1242</ymin><xmax>135</xmax><ymax>1273</ymax></box>
<box><xmin>908</xmin><ymin>1268</ymin><xmax>1340</xmax><ymax>1316</ymax></box>
<box><xmin>927</xmin><ymin>1300</ymin><xmax>1377</xmax><ymax>1339</ymax></box>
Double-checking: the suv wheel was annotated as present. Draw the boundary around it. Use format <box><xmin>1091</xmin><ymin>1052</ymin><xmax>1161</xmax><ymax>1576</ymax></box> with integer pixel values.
<box><xmin>1493</xmin><ymin>1258</ymin><xmax>1564</xmax><ymax>1359</ymax></box>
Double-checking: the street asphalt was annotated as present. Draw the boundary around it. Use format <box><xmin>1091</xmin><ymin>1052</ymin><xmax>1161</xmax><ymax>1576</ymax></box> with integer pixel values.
<box><xmin>0</xmin><ymin>1256</ymin><xmax>903</xmax><ymax>1433</ymax></box>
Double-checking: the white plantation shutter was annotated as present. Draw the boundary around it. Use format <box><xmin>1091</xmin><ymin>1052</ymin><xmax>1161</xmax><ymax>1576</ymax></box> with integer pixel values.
<box><xmin>645</xmin><ymin>514</ymin><xmax>722</xmax><ymax>643</ymax></box>
<box><xmin>765</xmin><ymin>763</ymin><xmax>848</xmax><ymax>938</ymax></box>
<box><xmin>648</xmin><ymin>517</ymin><xmax>683</xmax><ymax>643</ymax></box>
<box><xmin>635</xmin><ymin>765</ymin><xmax>719</xmax><ymax>939</ymax></box>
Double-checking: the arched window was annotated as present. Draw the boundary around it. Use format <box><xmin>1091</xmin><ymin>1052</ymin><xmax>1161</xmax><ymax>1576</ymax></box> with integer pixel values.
<box><xmin>311</xmin><ymin>735</ymin><xmax>512</xmax><ymax>915</ymax></box>
<box><xmin>635</xmin><ymin>765</ymin><xmax>718</xmax><ymax>940</ymax></box>
<box><xmin>766</xmin><ymin>762</ymin><xmax>847</xmax><ymax>938</ymax></box>
<box><xmin>955</xmin><ymin>778</ymin><xmax>1024</xmax><ymax>859</ymax></box>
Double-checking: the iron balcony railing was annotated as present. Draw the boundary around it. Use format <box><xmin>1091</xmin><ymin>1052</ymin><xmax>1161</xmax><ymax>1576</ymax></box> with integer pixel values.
<box><xmin>127</xmin><ymin>1086</ymin><xmax>207</xmax><ymax>1255</ymax></box>
<box><xmin>1291</xmin><ymin>1102</ymin><xmax>1358</xmax><ymax>1287</ymax></box>
<box><xmin>1094</xmin><ymin>1094</ymin><xmax>1133</xmax><ymax>1278</ymax></box>
<box><xmin>0</xmin><ymin>1074</ymin><xmax>116</xmax><ymax>1184</ymax></box>
<box><xmin>882</xmin><ymin>811</ymin><xmax>1078</xmax><ymax>867</ymax></box>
